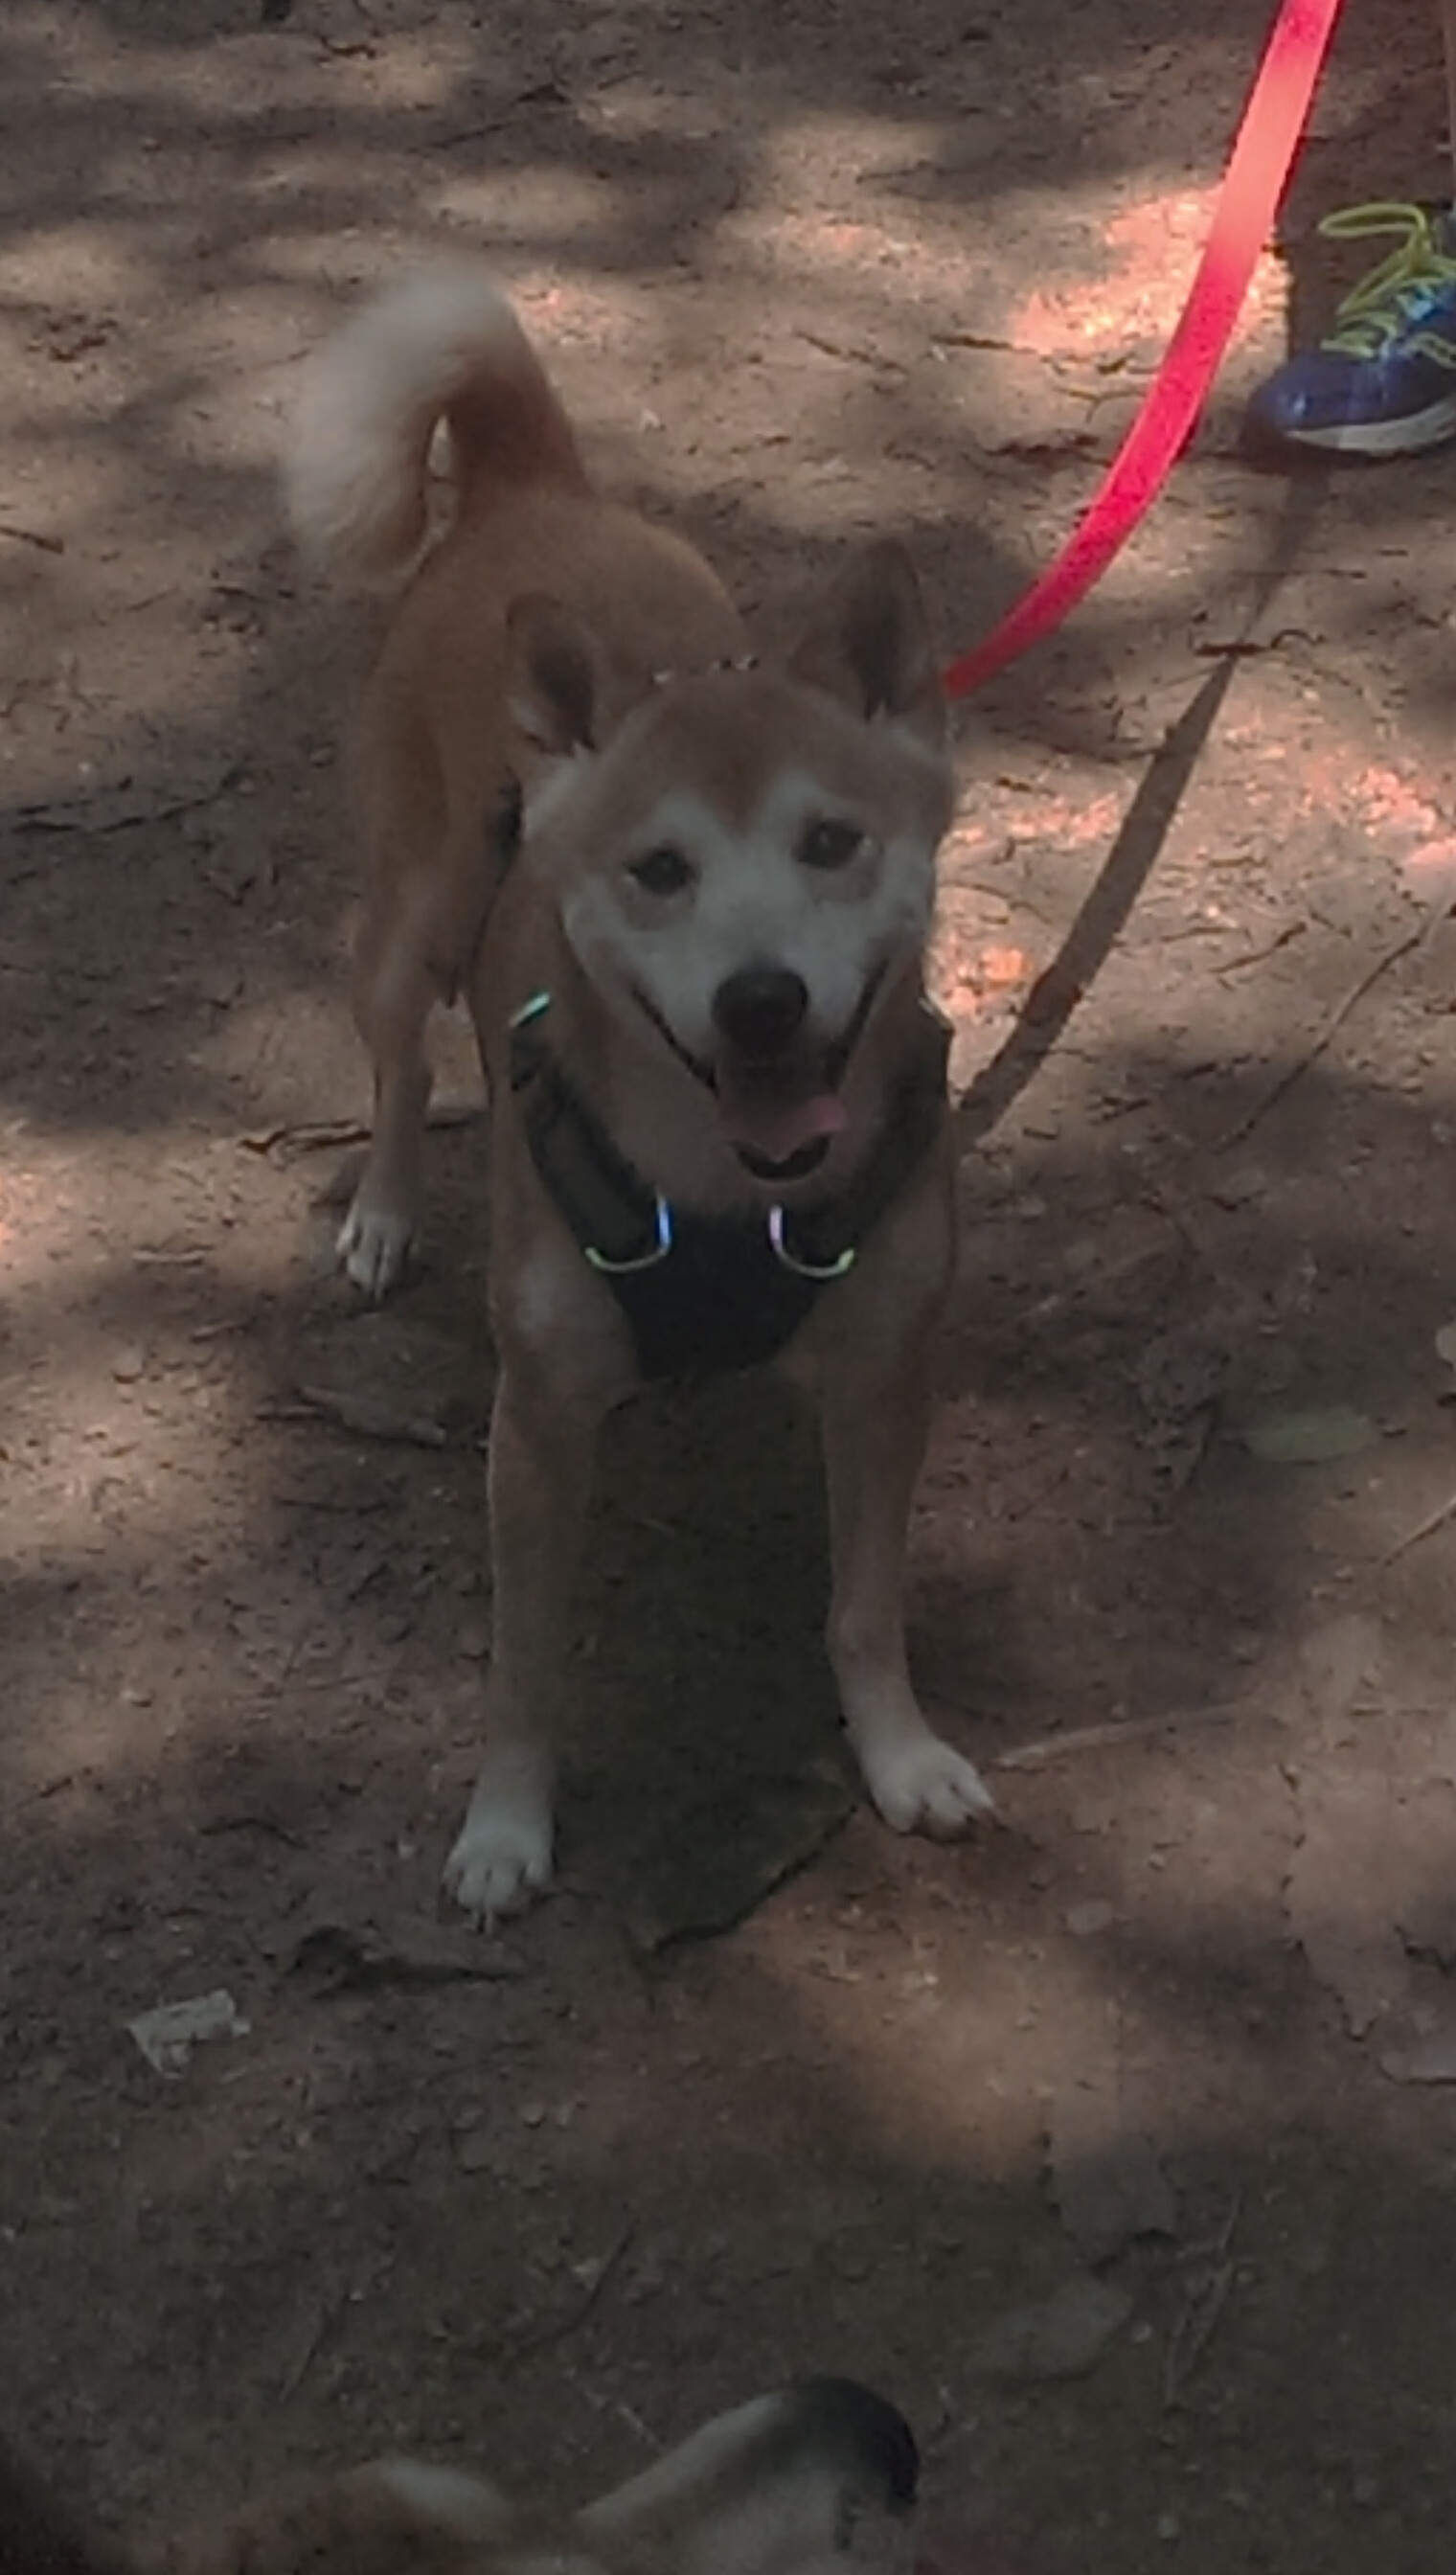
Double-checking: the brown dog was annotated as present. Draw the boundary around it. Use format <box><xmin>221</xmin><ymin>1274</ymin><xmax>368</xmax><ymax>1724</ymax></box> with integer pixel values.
<box><xmin>286</xmin><ymin>271</ymin><xmax>993</xmax><ymax>1918</ymax></box>
<box><xmin>1</xmin><ymin>2381</ymin><xmax>920</xmax><ymax>2575</ymax></box>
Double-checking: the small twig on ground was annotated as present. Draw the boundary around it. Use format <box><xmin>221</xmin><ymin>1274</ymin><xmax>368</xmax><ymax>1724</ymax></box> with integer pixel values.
<box><xmin>1164</xmin><ymin>2193</ymin><xmax>1241</xmax><ymax>2407</ymax></box>
<box><xmin>1384</xmin><ymin>1487</ymin><xmax>1456</xmax><ymax>1564</ymax></box>
<box><xmin>1191</xmin><ymin>626</ymin><xmax>1318</xmax><ymax>658</ymax></box>
<box><xmin>993</xmin><ymin>1705</ymin><xmax>1244</xmax><ymax>1770</ymax></box>
<box><xmin>15</xmin><ymin>772</ymin><xmax>241</xmax><ymax>832</ymax></box>
<box><xmin>293</xmin><ymin>1384</ymin><xmax>449</xmax><ymax>1448</ymax></box>
<box><xmin>1215</xmin><ymin>920</ymin><xmax>1307</xmax><ymax>977</ymax></box>
<box><xmin>239</xmin><ymin>1103</ymin><xmax>482</xmax><ymax>1159</ymax></box>
<box><xmin>1216</xmin><ymin>923</ymin><xmax>1427</xmax><ymax>1150</ymax></box>
<box><xmin>500</xmin><ymin>2226</ymin><xmax>634</xmax><ymax>2366</ymax></box>
<box><xmin>278</xmin><ymin>2293</ymin><xmax>345</xmax><ymax>2400</ymax></box>
<box><xmin>796</xmin><ymin>328</ymin><xmax>905</xmax><ymax>373</ymax></box>
<box><xmin>0</xmin><ymin>520</ymin><xmax>64</xmax><ymax>554</ymax></box>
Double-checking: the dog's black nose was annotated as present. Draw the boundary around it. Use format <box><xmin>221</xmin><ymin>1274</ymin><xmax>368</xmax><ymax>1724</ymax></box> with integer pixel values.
<box><xmin>712</xmin><ymin>966</ymin><xmax>809</xmax><ymax>1057</ymax></box>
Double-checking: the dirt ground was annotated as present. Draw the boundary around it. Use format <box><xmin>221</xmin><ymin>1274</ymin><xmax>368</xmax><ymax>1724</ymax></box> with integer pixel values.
<box><xmin>7</xmin><ymin>0</ymin><xmax>1456</xmax><ymax>2567</ymax></box>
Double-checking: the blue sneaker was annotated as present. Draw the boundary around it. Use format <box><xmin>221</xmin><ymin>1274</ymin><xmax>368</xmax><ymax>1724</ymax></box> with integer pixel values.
<box><xmin>1244</xmin><ymin>201</ymin><xmax>1456</xmax><ymax>457</ymax></box>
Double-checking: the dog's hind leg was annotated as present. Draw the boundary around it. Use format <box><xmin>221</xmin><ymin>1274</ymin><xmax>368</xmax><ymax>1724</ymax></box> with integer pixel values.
<box><xmin>337</xmin><ymin>877</ymin><xmax>439</xmax><ymax>1297</ymax></box>
<box><xmin>340</xmin><ymin>805</ymin><xmax>511</xmax><ymax>1298</ymax></box>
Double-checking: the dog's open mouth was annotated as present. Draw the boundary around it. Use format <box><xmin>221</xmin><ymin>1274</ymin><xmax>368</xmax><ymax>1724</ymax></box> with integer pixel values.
<box><xmin>714</xmin><ymin>1057</ymin><xmax>847</xmax><ymax>1176</ymax></box>
<box><xmin>635</xmin><ymin>974</ymin><xmax>881</xmax><ymax>1182</ymax></box>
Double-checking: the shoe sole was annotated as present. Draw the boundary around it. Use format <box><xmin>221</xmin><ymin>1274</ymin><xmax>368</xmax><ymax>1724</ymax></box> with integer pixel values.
<box><xmin>1250</xmin><ymin>392</ymin><xmax>1456</xmax><ymax>458</ymax></box>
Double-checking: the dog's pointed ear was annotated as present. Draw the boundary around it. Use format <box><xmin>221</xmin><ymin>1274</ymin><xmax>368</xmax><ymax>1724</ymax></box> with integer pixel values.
<box><xmin>507</xmin><ymin>594</ymin><xmax>655</xmax><ymax>758</ymax></box>
<box><xmin>507</xmin><ymin>594</ymin><xmax>606</xmax><ymax>754</ymax></box>
<box><xmin>788</xmin><ymin>541</ymin><xmax>944</xmax><ymax>746</ymax></box>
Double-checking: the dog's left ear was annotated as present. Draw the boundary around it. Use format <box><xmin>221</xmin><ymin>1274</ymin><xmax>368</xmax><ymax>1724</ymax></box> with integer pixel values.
<box><xmin>507</xmin><ymin>594</ymin><xmax>650</xmax><ymax>758</ymax></box>
<box><xmin>788</xmin><ymin>541</ymin><xmax>944</xmax><ymax>747</ymax></box>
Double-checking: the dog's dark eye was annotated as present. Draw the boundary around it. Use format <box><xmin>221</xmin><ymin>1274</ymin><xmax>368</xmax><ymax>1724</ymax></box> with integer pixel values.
<box><xmin>798</xmin><ymin>818</ymin><xmax>863</xmax><ymax>872</ymax></box>
<box><xmin>628</xmin><ymin>846</ymin><xmax>694</xmax><ymax>898</ymax></box>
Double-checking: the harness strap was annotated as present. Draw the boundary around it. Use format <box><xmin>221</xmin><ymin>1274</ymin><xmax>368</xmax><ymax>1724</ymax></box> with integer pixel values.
<box><xmin>509</xmin><ymin>998</ymin><xmax>949</xmax><ymax>1379</ymax></box>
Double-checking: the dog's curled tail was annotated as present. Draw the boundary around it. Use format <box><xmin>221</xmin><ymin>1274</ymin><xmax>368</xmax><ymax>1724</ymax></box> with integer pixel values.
<box><xmin>284</xmin><ymin>271</ymin><xmax>588</xmax><ymax>585</ymax></box>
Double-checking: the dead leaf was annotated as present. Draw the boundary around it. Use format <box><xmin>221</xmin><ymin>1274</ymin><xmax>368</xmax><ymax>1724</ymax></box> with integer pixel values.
<box><xmin>1379</xmin><ymin>2028</ymin><xmax>1456</xmax><ymax>2085</ymax></box>
<box><xmin>287</xmin><ymin>1925</ymin><xmax>522</xmax><ymax>1992</ymax></box>
<box><xmin>1064</xmin><ymin>1898</ymin><xmax>1115</xmax><ymax>1938</ymax></box>
<box><xmin>966</xmin><ymin>2274</ymin><xmax>1133</xmax><ymax>2384</ymax></box>
<box><xmin>1240</xmin><ymin>1406</ymin><xmax>1376</xmax><ymax>1465</ymax></box>
<box><xmin>295</xmin><ymin>1385</ymin><xmax>449</xmax><ymax>1447</ymax></box>
<box><xmin>127</xmin><ymin>1989</ymin><xmax>249</xmax><ymax>2076</ymax></box>
<box><xmin>291</xmin><ymin>1312</ymin><xmax>487</xmax><ymax>1448</ymax></box>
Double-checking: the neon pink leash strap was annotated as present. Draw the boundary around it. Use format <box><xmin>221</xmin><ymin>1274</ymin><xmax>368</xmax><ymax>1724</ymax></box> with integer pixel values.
<box><xmin>942</xmin><ymin>0</ymin><xmax>1346</xmax><ymax>700</ymax></box>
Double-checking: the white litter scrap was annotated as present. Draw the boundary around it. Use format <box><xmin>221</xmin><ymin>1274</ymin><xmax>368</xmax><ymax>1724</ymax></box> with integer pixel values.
<box><xmin>126</xmin><ymin>1988</ymin><xmax>250</xmax><ymax>2077</ymax></box>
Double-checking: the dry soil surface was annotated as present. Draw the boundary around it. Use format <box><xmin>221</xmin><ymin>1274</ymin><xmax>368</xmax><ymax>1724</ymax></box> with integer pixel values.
<box><xmin>6</xmin><ymin>3</ymin><xmax>1456</xmax><ymax>2571</ymax></box>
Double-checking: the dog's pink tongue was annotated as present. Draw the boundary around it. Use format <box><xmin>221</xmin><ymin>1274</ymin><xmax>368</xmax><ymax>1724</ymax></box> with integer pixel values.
<box><xmin>716</xmin><ymin>1060</ymin><xmax>848</xmax><ymax>1166</ymax></box>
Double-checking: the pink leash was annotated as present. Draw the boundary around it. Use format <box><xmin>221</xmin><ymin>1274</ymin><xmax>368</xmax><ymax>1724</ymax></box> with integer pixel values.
<box><xmin>941</xmin><ymin>0</ymin><xmax>1347</xmax><ymax>700</ymax></box>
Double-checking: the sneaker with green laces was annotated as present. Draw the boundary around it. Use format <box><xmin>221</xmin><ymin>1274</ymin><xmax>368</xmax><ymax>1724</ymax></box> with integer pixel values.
<box><xmin>1244</xmin><ymin>201</ymin><xmax>1456</xmax><ymax>457</ymax></box>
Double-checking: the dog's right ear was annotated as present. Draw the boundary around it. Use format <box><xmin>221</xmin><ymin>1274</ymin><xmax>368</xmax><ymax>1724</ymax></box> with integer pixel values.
<box><xmin>787</xmin><ymin>542</ymin><xmax>944</xmax><ymax>751</ymax></box>
<box><xmin>507</xmin><ymin>595</ymin><xmax>603</xmax><ymax>754</ymax></box>
<box><xmin>507</xmin><ymin>596</ymin><xmax>651</xmax><ymax>759</ymax></box>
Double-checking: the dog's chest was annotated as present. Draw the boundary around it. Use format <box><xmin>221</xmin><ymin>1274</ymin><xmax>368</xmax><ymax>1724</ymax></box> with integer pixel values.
<box><xmin>507</xmin><ymin>996</ymin><xmax>951</xmax><ymax>1383</ymax></box>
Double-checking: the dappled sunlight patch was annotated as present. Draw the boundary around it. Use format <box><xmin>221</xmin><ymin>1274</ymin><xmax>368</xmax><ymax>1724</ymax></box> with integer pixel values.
<box><xmin>0</xmin><ymin>223</ymin><xmax>148</xmax><ymax>312</ymax></box>
<box><xmin>3</xmin><ymin>1302</ymin><xmax>262</xmax><ymax>1504</ymax></box>
<box><xmin>330</xmin><ymin>29</ymin><xmax>478</xmax><ymax>113</ymax></box>
<box><xmin>731</xmin><ymin>1733</ymin><xmax>1327</xmax><ymax>2180</ymax></box>
<box><xmin>1004</xmin><ymin>787</ymin><xmax>1126</xmax><ymax>852</ymax></box>
<box><xmin>1348</xmin><ymin>761</ymin><xmax>1448</xmax><ymax>851</ymax></box>
<box><xmin>729</xmin><ymin>1667</ymin><xmax>1456</xmax><ymax>2184</ymax></box>
<box><xmin>735</xmin><ymin>203</ymin><xmax>992</xmax><ymax>317</ymax></box>
<box><xmin>3</xmin><ymin>1652</ymin><xmax>191</xmax><ymax>1794</ymax></box>
<box><xmin>512</xmin><ymin>276</ymin><xmax>638</xmax><ymax>343</ymax></box>
<box><xmin>1011</xmin><ymin>189</ymin><xmax>1286</xmax><ymax>367</ymax></box>
<box><xmin>0</xmin><ymin>1159</ymin><xmax>75</xmax><ymax>1276</ymax></box>
<box><xmin>736</xmin><ymin>1884</ymin><xmax>1093</xmax><ymax>2176</ymax></box>
<box><xmin>929</xmin><ymin>909</ymin><xmax>1037</xmax><ymax>1028</ymax></box>
<box><xmin>429</xmin><ymin>163</ymin><xmax>626</xmax><ymax>246</ymax></box>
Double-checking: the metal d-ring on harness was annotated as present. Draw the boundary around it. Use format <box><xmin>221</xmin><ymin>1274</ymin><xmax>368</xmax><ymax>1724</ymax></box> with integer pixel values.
<box><xmin>505</xmin><ymin>987</ymin><xmax>948</xmax><ymax>1380</ymax></box>
<box><xmin>511</xmin><ymin>990</ymin><xmax>854</xmax><ymax>1286</ymax></box>
<box><xmin>765</xmin><ymin>1203</ymin><xmax>856</xmax><ymax>1284</ymax></box>
<box><xmin>584</xmin><ymin>1195</ymin><xmax>674</xmax><ymax>1277</ymax></box>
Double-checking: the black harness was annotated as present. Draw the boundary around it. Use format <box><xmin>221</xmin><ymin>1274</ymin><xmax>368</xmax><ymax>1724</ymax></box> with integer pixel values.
<box><xmin>508</xmin><ymin>994</ymin><xmax>950</xmax><ymax>1382</ymax></box>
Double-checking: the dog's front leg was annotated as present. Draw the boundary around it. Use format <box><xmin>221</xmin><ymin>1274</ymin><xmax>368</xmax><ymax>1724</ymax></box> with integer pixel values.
<box><xmin>818</xmin><ymin>1348</ymin><xmax>995</xmax><ymax>1838</ymax></box>
<box><xmin>444</xmin><ymin>1356</ymin><xmax>604</xmax><ymax>1921</ymax></box>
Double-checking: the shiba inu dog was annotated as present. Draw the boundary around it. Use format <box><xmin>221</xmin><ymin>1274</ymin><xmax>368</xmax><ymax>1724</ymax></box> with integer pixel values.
<box><xmin>0</xmin><ymin>2380</ymin><xmax>921</xmax><ymax>2575</ymax></box>
<box><xmin>286</xmin><ymin>270</ymin><xmax>993</xmax><ymax>1918</ymax></box>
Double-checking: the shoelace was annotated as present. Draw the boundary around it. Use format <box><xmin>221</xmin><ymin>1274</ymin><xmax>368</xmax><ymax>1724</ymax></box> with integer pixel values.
<box><xmin>1319</xmin><ymin>200</ymin><xmax>1456</xmax><ymax>358</ymax></box>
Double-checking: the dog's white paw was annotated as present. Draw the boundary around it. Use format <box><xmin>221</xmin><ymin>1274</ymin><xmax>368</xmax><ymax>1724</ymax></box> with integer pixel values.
<box><xmin>337</xmin><ymin>1194</ymin><xmax>416</xmax><ymax>1299</ymax></box>
<box><xmin>862</xmin><ymin>1731</ymin><xmax>996</xmax><ymax>1838</ymax></box>
<box><xmin>444</xmin><ymin>1797</ymin><xmax>554</xmax><ymax>1924</ymax></box>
